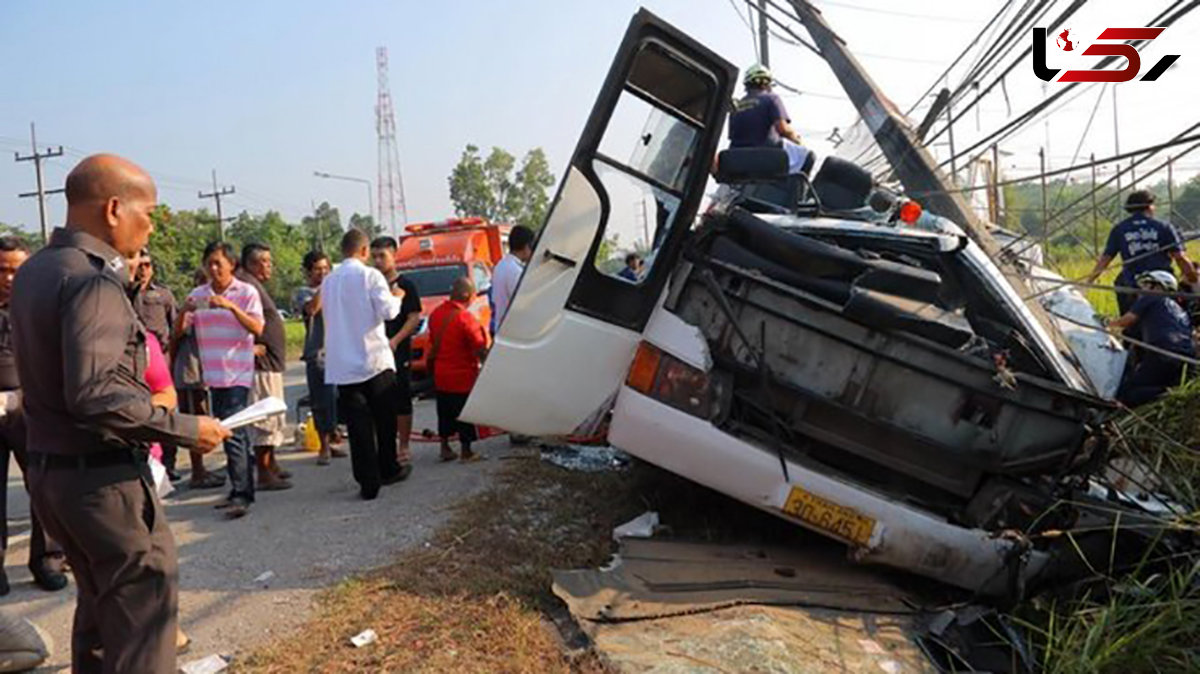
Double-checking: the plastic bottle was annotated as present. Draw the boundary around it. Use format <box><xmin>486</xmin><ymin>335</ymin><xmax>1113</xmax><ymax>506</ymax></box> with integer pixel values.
<box><xmin>303</xmin><ymin>413</ymin><xmax>321</xmax><ymax>452</ymax></box>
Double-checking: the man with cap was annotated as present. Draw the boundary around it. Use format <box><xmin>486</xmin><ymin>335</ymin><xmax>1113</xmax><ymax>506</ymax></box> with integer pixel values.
<box><xmin>727</xmin><ymin>63</ymin><xmax>813</xmax><ymax>175</ymax></box>
<box><xmin>12</xmin><ymin>154</ymin><xmax>229</xmax><ymax>673</ymax></box>
<box><xmin>1108</xmin><ymin>270</ymin><xmax>1196</xmax><ymax>407</ymax></box>
<box><xmin>1087</xmin><ymin>189</ymin><xmax>1197</xmax><ymax>316</ymax></box>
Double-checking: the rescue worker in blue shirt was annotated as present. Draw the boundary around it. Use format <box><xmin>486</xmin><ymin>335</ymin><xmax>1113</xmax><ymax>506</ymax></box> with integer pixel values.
<box><xmin>727</xmin><ymin>64</ymin><xmax>814</xmax><ymax>175</ymax></box>
<box><xmin>1086</xmin><ymin>190</ymin><xmax>1196</xmax><ymax>316</ymax></box>
<box><xmin>1108</xmin><ymin>270</ymin><xmax>1195</xmax><ymax>407</ymax></box>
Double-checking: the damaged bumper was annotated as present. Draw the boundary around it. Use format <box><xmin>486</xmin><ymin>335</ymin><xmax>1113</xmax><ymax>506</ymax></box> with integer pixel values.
<box><xmin>610</xmin><ymin>386</ymin><xmax>1050</xmax><ymax>596</ymax></box>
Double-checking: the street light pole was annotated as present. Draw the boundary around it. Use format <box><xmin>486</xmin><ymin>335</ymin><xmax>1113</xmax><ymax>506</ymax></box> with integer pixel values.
<box><xmin>312</xmin><ymin>171</ymin><xmax>374</xmax><ymax>229</ymax></box>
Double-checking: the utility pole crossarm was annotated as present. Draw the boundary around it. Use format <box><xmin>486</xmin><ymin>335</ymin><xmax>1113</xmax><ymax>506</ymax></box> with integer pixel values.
<box><xmin>14</xmin><ymin>122</ymin><xmax>65</xmax><ymax>243</ymax></box>
<box><xmin>199</xmin><ymin>169</ymin><xmax>236</xmax><ymax>240</ymax></box>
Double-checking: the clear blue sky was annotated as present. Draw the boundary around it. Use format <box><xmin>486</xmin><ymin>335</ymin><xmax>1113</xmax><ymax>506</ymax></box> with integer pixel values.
<box><xmin>2</xmin><ymin>0</ymin><xmax>1195</xmax><ymax>236</ymax></box>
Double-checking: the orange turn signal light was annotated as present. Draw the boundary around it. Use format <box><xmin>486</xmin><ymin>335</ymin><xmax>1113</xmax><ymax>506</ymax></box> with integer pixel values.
<box><xmin>899</xmin><ymin>200</ymin><xmax>923</xmax><ymax>225</ymax></box>
<box><xmin>626</xmin><ymin>342</ymin><xmax>662</xmax><ymax>394</ymax></box>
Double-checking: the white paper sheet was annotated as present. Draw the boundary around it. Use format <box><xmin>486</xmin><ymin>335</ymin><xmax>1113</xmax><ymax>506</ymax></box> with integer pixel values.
<box><xmin>219</xmin><ymin>396</ymin><xmax>288</xmax><ymax>431</ymax></box>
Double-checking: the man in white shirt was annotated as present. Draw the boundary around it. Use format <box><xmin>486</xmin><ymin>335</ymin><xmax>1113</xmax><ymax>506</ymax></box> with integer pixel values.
<box><xmin>321</xmin><ymin>229</ymin><xmax>407</xmax><ymax>500</ymax></box>
<box><xmin>490</xmin><ymin>225</ymin><xmax>535</xmax><ymax>333</ymax></box>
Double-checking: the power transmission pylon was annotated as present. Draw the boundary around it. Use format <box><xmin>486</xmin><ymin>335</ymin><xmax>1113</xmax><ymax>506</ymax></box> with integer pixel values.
<box><xmin>14</xmin><ymin>122</ymin><xmax>64</xmax><ymax>243</ymax></box>
<box><xmin>376</xmin><ymin>47</ymin><xmax>408</xmax><ymax>237</ymax></box>
<box><xmin>199</xmin><ymin>169</ymin><xmax>235</xmax><ymax>240</ymax></box>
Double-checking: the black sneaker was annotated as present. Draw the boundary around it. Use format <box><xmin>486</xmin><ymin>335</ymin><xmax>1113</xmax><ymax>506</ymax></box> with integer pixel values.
<box><xmin>381</xmin><ymin>465</ymin><xmax>411</xmax><ymax>486</ymax></box>
<box><xmin>360</xmin><ymin>486</ymin><xmax>380</xmax><ymax>500</ymax></box>
<box><xmin>0</xmin><ymin>568</ymin><xmax>9</xmax><ymax>597</ymax></box>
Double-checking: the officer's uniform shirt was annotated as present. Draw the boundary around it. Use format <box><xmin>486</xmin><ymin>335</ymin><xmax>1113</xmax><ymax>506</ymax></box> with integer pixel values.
<box><xmin>10</xmin><ymin>228</ymin><xmax>198</xmax><ymax>455</ymax></box>
<box><xmin>132</xmin><ymin>281</ymin><xmax>177</xmax><ymax>352</ymax></box>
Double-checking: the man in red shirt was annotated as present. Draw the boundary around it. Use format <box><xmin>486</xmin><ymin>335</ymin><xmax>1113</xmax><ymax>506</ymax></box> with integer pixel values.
<box><xmin>428</xmin><ymin>277</ymin><xmax>490</xmax><ymax>462</ymax></box>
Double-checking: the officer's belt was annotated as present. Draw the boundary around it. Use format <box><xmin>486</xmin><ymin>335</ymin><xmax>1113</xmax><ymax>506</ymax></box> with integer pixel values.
<box><xmin>28</xmin><ymin>448</ymin><xmax>140</xmax><ymax>471</ymax></box>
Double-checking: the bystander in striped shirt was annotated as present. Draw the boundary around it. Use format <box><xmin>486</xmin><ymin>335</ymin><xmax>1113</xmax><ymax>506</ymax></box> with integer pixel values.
<box><xmin>186</xmin><ymin>278</ymin><xmax>263</xmax><ymax>389</ymax></box>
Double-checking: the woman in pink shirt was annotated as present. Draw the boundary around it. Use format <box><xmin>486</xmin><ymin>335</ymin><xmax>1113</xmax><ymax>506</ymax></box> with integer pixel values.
<box><xmin>144</xmin><ymin>332</ymin><xmax>175</xmax><ymax>463</ymax></box>
<box><xmin>175</xmin><ymin>242</ymin><xmax>264</xmax><ymax>519</ymax></box>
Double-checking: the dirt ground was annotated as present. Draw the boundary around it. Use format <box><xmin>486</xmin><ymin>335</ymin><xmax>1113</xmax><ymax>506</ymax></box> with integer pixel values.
<box><xmin>0</xmin><ymin>362</ymin><xmax>508</xmax><ymax>672</ymax></box>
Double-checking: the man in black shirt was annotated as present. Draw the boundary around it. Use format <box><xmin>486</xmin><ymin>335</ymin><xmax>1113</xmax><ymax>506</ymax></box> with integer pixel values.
<box><xmin>371</xmin><ymin>237</ymin><xmax>422</xmax><ymax>477</ymax></box>
<box><xmin>237</xmin><ymin>243</ymin><xmax>293</xmax><ymax>490</ymax></box>
<box><xmin>0</xmin><ymin>236</ymin><xmax>67</xmax><ymax>594</ymax></box>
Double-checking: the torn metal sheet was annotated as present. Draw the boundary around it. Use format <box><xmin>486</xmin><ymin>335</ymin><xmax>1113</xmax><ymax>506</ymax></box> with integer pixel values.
<box><xmin>553</xmin><ymin>538</ymin><xmax>915</xmax><ymax>622</ymax></box>
<box><xmin>554</xmin><ymin>538</ymin><xmax>933</xmax><ymax>673</ymax></box>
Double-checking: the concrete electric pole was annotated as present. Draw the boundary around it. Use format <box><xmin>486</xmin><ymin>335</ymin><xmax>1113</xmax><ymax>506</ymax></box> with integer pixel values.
<box><xmin>757</xmin><ymin>0</ymin><xmax>770</xmax><ymax>66</ymax></box>
<box><xmin>199</xmin><ymin>169</ymin><xmax>236</xmax><ymax>240</ymax></box>
<box><xmin>14</xmin><ymin>122</ymin><xmax>64</xmax><ymax>243</ymax></box>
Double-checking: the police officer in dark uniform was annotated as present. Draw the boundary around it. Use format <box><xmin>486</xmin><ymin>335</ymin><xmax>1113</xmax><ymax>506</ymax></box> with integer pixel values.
<box><xmin>131</xmin><ymin>248</ymin><xmax>182</xmax><ymax>479</ymax></box>
<box><xmin>130</xmin><ymin>248</ymin><xmax>177</xmax><ymax>350</ymax></box>
<box><xmin>1087</xmin><ymin>190</ymin><xmax>1197</xmax><ymax>315</ymax></box>
<box><xmin>12</xmin><ymin>154</ymin><xmax>229</xmax><ymax>673</ymax></box>
<box><xmin>0</xmin><ymin>236</ymin><xmax>67</xmax><ymax>594</ymax></box>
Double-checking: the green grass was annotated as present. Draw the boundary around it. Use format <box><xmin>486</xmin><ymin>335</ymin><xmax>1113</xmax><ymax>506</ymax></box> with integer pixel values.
<box><xmin>1045</xmin><ymin>240</ymin><xmax>1200</xmax><ymax>319</ymax></box>
<box><xmin>285</xmin><ymin>319</ymin><xmax>305</xmax><ymax>362</ymax></box>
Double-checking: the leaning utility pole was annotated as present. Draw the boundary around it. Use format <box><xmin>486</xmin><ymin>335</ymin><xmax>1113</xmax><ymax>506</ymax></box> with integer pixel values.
<box><xmin>757</xmin><ymin>0</ymin><xmax>770</xmax><ymax>66</ymax></box>
<box><xmin>198</xmin><ymin>169</ymin><xmax>235</xmax><ymax>240</ymax></box>
<box><xmin>14</xmin><ymin>122</ymin><xmax>64</xmax><ymax>243</ymax></box>
<box><xmin>786</xmin><ymin>0</ymin><xmax>1080</xmax><ymax>381</ymax></box>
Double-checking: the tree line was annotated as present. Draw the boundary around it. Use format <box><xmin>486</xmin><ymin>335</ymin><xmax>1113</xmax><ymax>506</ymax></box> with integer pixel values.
<box><xmin>1000</xmin><ymin>173</ymin><xmax>1200</xmax><ymax>260</ymax></box>
<box><xmin>0</xmin><ymin>142</ymin><xmax>559</xmax><ymax>309</ymax></box>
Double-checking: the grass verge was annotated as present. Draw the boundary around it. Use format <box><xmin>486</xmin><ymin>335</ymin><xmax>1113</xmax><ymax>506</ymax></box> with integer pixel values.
<box><xmin>237</xmin><ymin>456</ymin><xmax>646</xmax><ymax>673</ymax></box>
<box><xmin>236</xmin><ymin>448</ymin><xmax>808</xmax><ymax>673</ymax></box>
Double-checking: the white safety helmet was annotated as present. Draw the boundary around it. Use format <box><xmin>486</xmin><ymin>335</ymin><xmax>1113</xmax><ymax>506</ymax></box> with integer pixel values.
<box><xmin>743</xmin><ymin>63</ymin><xmax>773</xmax><ymax>87</ymax></box>
<box><xmin>1135</xmin><ymin>270</ymin><xmax>1179</xmax><ymax>292</ymax></box>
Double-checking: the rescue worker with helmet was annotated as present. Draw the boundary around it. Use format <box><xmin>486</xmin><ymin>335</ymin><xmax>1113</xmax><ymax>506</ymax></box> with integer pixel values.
<box><xmin>1108</xmin><ymin>269</ymin><xmax>1195</xmax><ymax>407</ymax></box>
<box><xmin>727</xmin><ymin>64</ymin><xmax>813</xmax><ymax>175</ymax></box>
<box><xmin>1087</xmin><ymin>189</ymin><xmax>1197</xmax><ymax>316</ymax></box>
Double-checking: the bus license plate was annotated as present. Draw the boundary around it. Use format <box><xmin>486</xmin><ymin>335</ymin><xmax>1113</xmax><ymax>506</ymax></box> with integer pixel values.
<box><xmin>782</xmin><ymin>486</ymin><xmax>876</xmax><ymax>547</ymax></box>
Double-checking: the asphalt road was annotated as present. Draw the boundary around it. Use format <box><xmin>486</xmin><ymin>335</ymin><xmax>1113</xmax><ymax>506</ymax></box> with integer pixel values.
<box><xmin>0</xmin><ymin>362</ymin><xmax>506</xmax><ymax>672</ymax></box>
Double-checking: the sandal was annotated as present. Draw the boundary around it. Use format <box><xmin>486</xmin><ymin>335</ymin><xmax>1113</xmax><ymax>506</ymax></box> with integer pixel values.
<box><xmin>317</xmin><ymin>452</ymin><xmax>331</xmax><ymax>466</ymax></box>
<box><xmin>439</xmin><ymin>450</ymin><xmax>458</xmax><ymax>462</ymax></box>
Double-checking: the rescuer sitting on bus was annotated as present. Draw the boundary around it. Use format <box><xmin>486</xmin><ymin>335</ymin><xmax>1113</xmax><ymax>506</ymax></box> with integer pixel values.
<box><xmin>727</xmin><ymin>64</ymin><xmax>813</xmax><ymax>176</ymax></box>
<box><xmin>1108</xmin><ymin>270</ymin><xmax>1195</xmax><ymax>407</ymax></box>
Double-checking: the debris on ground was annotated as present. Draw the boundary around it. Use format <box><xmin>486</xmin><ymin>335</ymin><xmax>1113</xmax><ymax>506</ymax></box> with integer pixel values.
<box><xmin>349</xmin><ymin>628</ymin><xmax>378</xmax><ymax>648</ymax></box>
<box><xmin>539</xmin><ymin>443</ymin><xmax>629</xmax><ymax>473</ymax></box>
<box><xmin>611</xmin><ymin>511</ymin><xmax>658</xmax><ymax>542</ymax></box>
<box><xmin>0</xmin><ymin>610</ymin><xmax>49</xmax><ymax>673</ymax></box>
<box><xmin>179</xmin><ymin>653</ymin><xmax>230</xmax><ymax>674</ymax></box>
<box><xmin>252</xmin><ymin>570</ymin><xmax>275</xmax><ymax>587</ymax></box>
<box><xmin>553</xmin><ymin>537</ymin><xmax>931</xmax><ymax>672</ymax></box>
